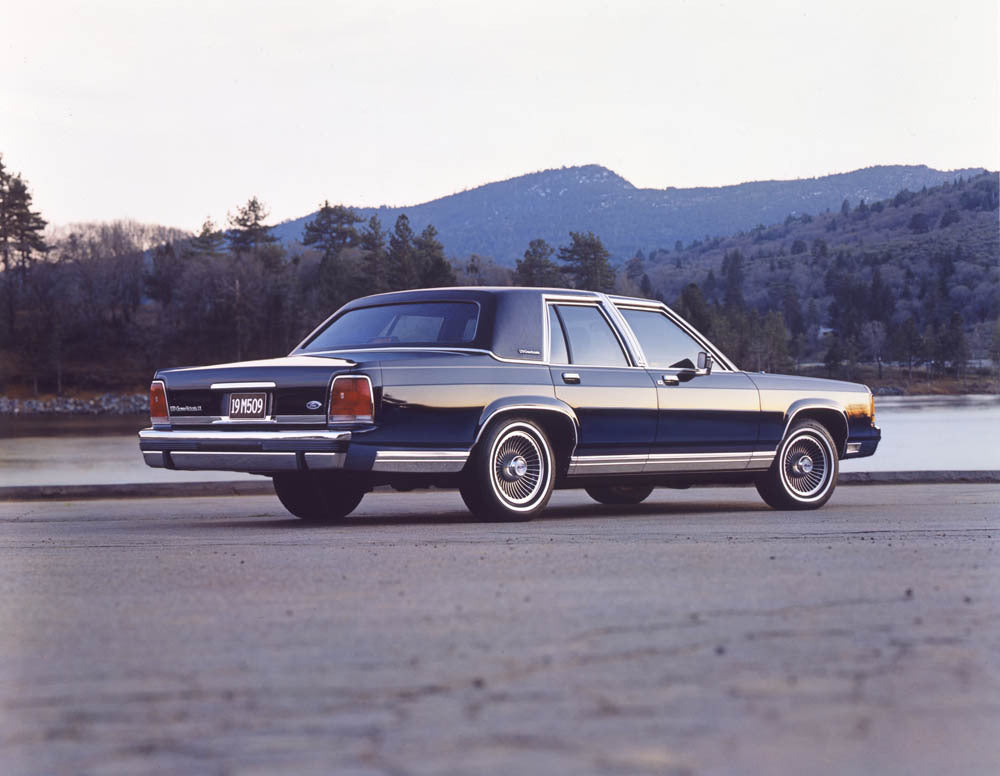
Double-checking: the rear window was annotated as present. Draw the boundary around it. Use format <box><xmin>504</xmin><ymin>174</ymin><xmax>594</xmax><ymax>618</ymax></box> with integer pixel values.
<box><xmin>302</xmin><ymin>301</ymin><xmax>480</xmax><ymax>351</ymax></box>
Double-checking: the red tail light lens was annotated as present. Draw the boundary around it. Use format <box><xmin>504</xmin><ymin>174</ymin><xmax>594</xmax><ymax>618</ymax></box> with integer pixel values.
<box><xmin>150</xmin><ymin>380</ymin><xmax>169</xmax><ymax>425</ymax></box>
<box><xmin>329</xmin><ymin>376</ymin><xmax>374</xmax><ymax>423</ymax></box>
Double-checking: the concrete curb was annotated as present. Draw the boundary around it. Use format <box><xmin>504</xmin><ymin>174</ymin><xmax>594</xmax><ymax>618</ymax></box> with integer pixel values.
<box><xmin>1</xmin><ymin>471</ymin><xmax>998</xmax><ymax>501</ymax></box>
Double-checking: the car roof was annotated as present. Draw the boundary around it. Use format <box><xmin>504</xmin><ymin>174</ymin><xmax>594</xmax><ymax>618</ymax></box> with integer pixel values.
<box><xmin>350</xmin><ymin>286</ymin><xmax>658</xmax><ymax>305</ymax></box>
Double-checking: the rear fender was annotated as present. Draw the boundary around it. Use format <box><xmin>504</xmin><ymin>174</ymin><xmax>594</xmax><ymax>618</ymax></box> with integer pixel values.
<box><xmin>474</xmin><ymin>397</ymin><xmax>580</xmax><ymax>473</ymax></box>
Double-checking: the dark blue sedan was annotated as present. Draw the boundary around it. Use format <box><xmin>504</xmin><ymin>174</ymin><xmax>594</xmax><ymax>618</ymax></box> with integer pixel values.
<box><xmin>140</xmin><ymin>287</ymin><xmax>880</xmax><ymax>521</ymax></box>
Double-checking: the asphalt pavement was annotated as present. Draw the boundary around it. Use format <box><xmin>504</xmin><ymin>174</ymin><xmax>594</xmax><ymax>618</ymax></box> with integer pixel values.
<box><xmin>1</xmin><ymin>484</ymin><xmax>998</xmax><ymax>775</ymax></box>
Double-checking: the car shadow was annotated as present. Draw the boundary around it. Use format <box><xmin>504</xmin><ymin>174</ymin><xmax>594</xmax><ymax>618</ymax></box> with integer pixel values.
<box><xmin>172</xmin><ymin>493</ymin><xmax>768</xmax><ymax>530</ymax></box>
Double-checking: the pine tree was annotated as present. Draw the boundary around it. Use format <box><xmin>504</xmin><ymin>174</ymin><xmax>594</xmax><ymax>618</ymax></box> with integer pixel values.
<box><xmin>189</xmin><ymin>218</ymin><xmax>225</xmax><ymax>255</ymax></box>
<box><xmin>302</xmin><ymin>201</ymin><xmax>362</xmax><ymax>262</ymax></box>
<box><xmin>227</xmin><ymin>196</ymin><xmax>276</xmax><ymax>256</ymax></box>
<box><xmin>359</xmin><ymin>215</ymin><xmax>388</xmax><ymax>295</ymax></box>
<box><xmin>625</xmin><ymin>251</ymin><xmax>645</xmax><ymax>283</ymax></box>
<box><xmin>1</xmin><ymin>166</ymin><xmax>47</xmax><ymax>336</ymax></box>
<box><xmin>676</xmin><ymin>283</ymin><xmax>712</xmax><ymax>335</ymax></box>
<box><xmin>721</xmin><ymin>249</ymin><xmax>745</xmax><ymax>309</ymax></box>
<box><xmin>304</xmin><ymin>201</ymin><xmax>363</xmax><ymax>304</ymax></box>
<box><xmin>514</xmin><ymin>239</ymin><xmax>560</xmax><ymax>286</ymax></box>
<box><xmin>387</xmin><ymin>214</ymin><xmax>417</xmax><ymax>290</ymax></box>
<box><xmin>414</xmin><ymin>224</ymin><xmax>455</xmax><ymax>287</ymax></box>
<box><xmin>557</xmin><ymin>231</ymin><xmax>615</xmax><ymax>291</ymax></box>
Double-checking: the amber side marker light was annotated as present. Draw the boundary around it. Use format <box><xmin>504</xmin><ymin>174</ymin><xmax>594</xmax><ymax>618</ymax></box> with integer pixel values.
<box><xmin>869</xmin><ymin>391</ymin><xmax>876</xmax><ymax>423</ymax></box>
<box><xmin>329</xmin><ymin>376</ymin><xmax>374</xmax><ymax>423</ymax></box>
<box><xmin>150</xmin><ymin>381</ymin><xmax>169</xmax><ymax>425</ymax></box>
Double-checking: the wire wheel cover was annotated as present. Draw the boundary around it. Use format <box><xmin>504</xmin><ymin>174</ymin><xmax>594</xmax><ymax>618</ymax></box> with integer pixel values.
<box><xmin>781</xmin><ymin>433</ymin><xmax>831</xmax><ymax>498</ymax></box>
<box><xmin>491</xmin><ymin>429</ymin><xmax>545</xmax><ymax>505</ymax></box>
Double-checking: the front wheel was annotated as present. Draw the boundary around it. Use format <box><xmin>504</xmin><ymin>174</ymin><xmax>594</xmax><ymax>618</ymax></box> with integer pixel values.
<box><xmin>273</xmin><ymin>472</ymin><xmax>366</xmax><ymax>522</ymax></box>
<box><xmin>756</xmin><ymin>419</ymin><xmax>838</xmax><ymax>510</ymax></box>
<box><xmin>460</xmin><ymin>417</ymin><xmax>555</xmax><ymax>521</ymax></box>
<box><xmin>585</xmin><ymin>484</ymin><xmax>654</xmax><ymax>505</ymax></box>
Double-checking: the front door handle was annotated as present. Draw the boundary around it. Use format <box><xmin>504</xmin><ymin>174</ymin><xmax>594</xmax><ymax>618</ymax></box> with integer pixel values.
<box><xmin>661</xmin><ymin>374</ymin><xmax>680</xmax><ymax>385</ymax></box>
<box><xmin>562</xmin><ymin>372</ymin><xmax>581</xmax><ymax>384</ymax></box>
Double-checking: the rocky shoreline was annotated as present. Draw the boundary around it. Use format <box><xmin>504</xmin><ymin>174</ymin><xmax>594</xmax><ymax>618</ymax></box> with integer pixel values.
<box><xmin>0</xmin><ymin>394</ymin><xmax>148</xmax><ymax>415</ymax></box>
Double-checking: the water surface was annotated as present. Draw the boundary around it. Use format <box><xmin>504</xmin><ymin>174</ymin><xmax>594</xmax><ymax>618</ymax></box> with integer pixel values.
<box><xmin>1</xmin><ymin>396</ymin><xmax>997</xmax><ymax>487</ymax></box>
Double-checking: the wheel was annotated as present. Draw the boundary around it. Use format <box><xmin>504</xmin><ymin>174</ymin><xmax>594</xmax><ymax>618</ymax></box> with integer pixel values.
<box><xmin>756</xmin><ymin>420</ymin><xmax>839</xmax><ymax>510</ymax></box>
<box><xmin>459</xmin><ymin>417</ymin><xmax>555</xmax><ymax>521</ymax></box>
<box><xmin>585</xmin><ymin>484</ymin><xmax>654</xmax><ymax>505</ymax></box>
<box><xmin>272</xmin><ymin>472</ymin><xmax>366</xmax><ymax>522</ymax></box>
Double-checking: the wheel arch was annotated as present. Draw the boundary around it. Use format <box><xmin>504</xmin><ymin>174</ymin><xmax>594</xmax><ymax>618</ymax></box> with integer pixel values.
<box><xmin>782</xmin><ymin>400</ymin><xmax>849</xmax><ymax>457</ymax></box>
<box><xmin>474</xmin><ymin>398</ymin><xmax>579</xmax><ymax>476</ymax></box>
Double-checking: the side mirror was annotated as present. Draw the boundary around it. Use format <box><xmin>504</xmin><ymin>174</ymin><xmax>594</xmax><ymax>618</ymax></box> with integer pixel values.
<box><xmin>697</xmin><ymin>351</ymin><xmax>713</xmax><ymax>374</ymax></box>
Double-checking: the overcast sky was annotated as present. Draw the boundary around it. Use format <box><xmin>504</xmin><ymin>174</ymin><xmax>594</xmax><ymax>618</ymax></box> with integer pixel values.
<box><xmin>3</xmin><ymin>0</ymin><xmax>998</xmax><ymax>230</ymax></box>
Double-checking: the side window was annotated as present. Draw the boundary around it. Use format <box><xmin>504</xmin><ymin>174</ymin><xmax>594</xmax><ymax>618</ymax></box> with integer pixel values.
<box><xmin>555</xmin><ymin>305</ymin><xmax>628</xmax><ymax>366</ymax></box>
<box><xmin>620</xmin><ymin>308</ymin><xmax>705</xmax><ymax>369</ymax></box>
<box><xmin>548</xmin><ymin>306</ymin><xmax>569</xmax><ymax>364</ymax></box>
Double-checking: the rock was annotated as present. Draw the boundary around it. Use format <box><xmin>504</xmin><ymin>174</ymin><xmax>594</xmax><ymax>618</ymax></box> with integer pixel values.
<box><xmin>0</xmin><ymin>393</ymin><xmax>148</xmax><ymax>416</ymax></box>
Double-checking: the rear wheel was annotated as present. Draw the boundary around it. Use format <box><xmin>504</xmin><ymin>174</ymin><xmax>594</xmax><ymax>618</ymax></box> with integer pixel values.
<box><xmin>460</xmin><ymin>417</ymin><xmax>554</xmax><ymax>521</ymax></box>
<box><xmin>272</xmin><ymin>472</ymin><xmax>366</xmax><ymax>522</ymax></box>
<box><xmin>585</xmin><ymin>484</ymin><xmax>654</xmax><ymax>505</ymax></box>
<box><xmin>756</xmin><ymin>420</ymin><xmax>838</xmax><ymax>510</ymax></box>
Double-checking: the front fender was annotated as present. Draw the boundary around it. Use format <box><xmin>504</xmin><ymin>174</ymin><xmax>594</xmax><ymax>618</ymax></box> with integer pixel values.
<box><xmin>781</xmin><ymin>398</ymin><xmax>850</xmax><ymax>453</ymax></box>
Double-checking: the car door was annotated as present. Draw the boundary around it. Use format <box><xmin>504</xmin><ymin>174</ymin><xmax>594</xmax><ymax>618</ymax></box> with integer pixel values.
<box><xmin>615</xmin><ymin>305</ymin><xmax>762</xmax><ymax>473</ymax></box>
<box><xmin>547</xmin><ymin>302</ymin><xmax>658</xmax><ymax>474</ymax></box>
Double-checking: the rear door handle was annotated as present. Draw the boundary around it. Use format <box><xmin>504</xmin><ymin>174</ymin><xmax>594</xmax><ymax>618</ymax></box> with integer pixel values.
<box><xmin>562</xmin><ymin>372</ymin><xmax>581</xmax><ymax>384</ymax></box>
<box><xmin>661</xmin><ymin>374</ymin><xmax>680</xmax><ymax>385</ymax></box>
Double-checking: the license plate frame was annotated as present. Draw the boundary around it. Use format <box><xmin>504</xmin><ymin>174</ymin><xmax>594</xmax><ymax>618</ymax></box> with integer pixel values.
<box><xmin>227</xmin><ymin>392</ymin><xmax>269</xmax><ymax>420</ymax></box>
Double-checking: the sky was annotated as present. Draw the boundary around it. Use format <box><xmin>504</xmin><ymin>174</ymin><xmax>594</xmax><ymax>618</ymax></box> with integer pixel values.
<box><xmin>3</xmin><ymin>0</ymin><xmax>998</xmax><ymax>231</ymax></box>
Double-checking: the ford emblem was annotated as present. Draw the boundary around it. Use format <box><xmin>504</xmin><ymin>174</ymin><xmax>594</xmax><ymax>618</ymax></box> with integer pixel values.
<box><xmin>306</xmin><ymin>400</ymin><xmax>323</xmax><ymax>411</ymax></box>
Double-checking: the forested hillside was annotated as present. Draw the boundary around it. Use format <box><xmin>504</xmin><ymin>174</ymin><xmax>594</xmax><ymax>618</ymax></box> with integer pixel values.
<box><xmin>1</xmin><ymin>151</ymin><xmax>996</xmax><ymax>396</ymax></box>
<box><xmin>632</xmin><ymin>172</ymin><xmax>999</xmax><ymax>376</ymax></box>
<box><xmin>274</xmin><ymin>164</ymin><xmax>986</xmax><ymax>265</ymax></box>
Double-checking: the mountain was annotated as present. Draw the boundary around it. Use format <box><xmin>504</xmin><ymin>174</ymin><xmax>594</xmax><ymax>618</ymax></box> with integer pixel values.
<box><xmin>272</xmin><ymin>164</ymin><xmax>987</xmax><ymax>265</ymax></box>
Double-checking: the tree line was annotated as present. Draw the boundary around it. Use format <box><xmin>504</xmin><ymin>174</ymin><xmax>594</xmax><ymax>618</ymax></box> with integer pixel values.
<box><xmin>0</xmin><ymin>157</ymin><xmax>622</xmax><ymax>393</ymax></box>
<box><xmin>1</xmin><ymin>153</ymin><xmax>996</xmax><ymax>395</ymax></box>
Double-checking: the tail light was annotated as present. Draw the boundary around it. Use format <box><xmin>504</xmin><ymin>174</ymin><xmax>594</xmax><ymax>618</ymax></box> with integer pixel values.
<box><xmin>150</xmin><ymin>380</ymin><xmax>169</xmax><ymax>425</ymax></box>
<box><xmin>329</xmin><ymin>375</ymin><xmax>374</xmax><ymax>424</ymax></box>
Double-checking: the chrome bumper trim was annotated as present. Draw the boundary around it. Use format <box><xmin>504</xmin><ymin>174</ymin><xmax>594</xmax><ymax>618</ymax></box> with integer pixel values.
<box><xmin>372</xmin><ymin>450</ymin><xmax>469</xmax><ymax>473</ymax></box>
<box><xmin>139</xmin><ymin>428</ymin><xmax>352</xmax><ymax>473</ymax></box>
<box><xmin>170</xmin><ymin>451</ymin><xmax>300</xmax><ymax>472</ymax></box>
<box><xmin>139</xmin><ymin>429</ymin><xmax>351</xmax><ymax>443</ymax></box>
<box><xmin>171</xmin><ymin>415</ymin><xmax>325</xmax><ymax>426</ymax></box>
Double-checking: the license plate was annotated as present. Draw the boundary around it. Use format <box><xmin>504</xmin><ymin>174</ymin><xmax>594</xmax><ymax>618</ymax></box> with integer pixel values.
<box><xmin>228</xmin><ymin>392</ymin><xmax>268</xmax><ymax>419</ymax></box>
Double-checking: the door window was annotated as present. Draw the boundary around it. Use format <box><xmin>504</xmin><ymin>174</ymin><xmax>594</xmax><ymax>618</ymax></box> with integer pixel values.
<box><xmin>553</xmin><ymin>305</ymin><xmax>629</xmax><ymax>367</ymax></box>
<box><xmin>619</xmin><ymin>308</ymin><xmax>705</xmax><ymax>369</ymax></box>
<box><xmin>548</xmin><ymin>306</ymin><xmax>570</xmax><ymax>364</ymax></box>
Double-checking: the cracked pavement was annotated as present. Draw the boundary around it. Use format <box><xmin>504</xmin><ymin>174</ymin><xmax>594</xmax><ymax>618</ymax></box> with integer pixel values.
<box><xmin>1</xmin><ymin>484</ymin><xmax>998</xmax><ymax>775</ymax></box>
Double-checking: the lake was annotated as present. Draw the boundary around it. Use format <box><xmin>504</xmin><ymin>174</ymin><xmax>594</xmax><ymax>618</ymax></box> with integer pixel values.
<box><xmin>1</xmin><ymin>395</ymin><xmax>998</xmax><ymax>487</ymax></box>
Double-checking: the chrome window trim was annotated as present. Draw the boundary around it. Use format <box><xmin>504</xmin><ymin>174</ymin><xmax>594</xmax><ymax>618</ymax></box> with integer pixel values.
<box><xmin>613</xmin><ymin>302</ymin><xmax>738</xmax><ymax>373</ymax></box>
<box><xmin>543</xmin><ymin>298</ymin><xmax>635</xmax><ymax>368</ymax></box>
<box><xmin>598</xmin><ymin>293</ymin><xmax>648</xmax><ymax>367</ymax></box>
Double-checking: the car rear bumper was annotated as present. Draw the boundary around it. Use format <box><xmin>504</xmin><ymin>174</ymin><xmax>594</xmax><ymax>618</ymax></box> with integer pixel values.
<box><xmin>138</xmin><ymin>428</ymin><xmax>352</xmax><ymax>473</ymax></box>
<box><xmin>138</xmin><ymin>428</ymin><xmax>471</xmax><ymax>475</ymax></box>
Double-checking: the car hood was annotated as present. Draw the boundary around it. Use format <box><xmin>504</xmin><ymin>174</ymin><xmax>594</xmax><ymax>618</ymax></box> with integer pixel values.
<box><xmin>745</xmin><ymin>372</ymin><xmax>870</xmax><ymax>395</ymax></box>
